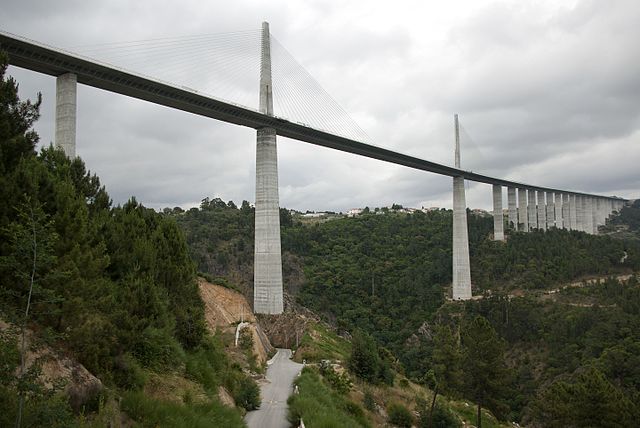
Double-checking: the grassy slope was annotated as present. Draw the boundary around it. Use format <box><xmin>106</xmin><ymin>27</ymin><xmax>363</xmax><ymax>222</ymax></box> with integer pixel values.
<box><xmin>290</xmin><ymin>321</ymin><xmax>509</xmax><ymax>427</ymax></box>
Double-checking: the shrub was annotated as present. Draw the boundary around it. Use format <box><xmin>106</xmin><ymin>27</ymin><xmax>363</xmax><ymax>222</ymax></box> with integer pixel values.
<box><xmin>387</xmin><ymin>402</ymin><xmax>413</xmax><ymax>428</ymax></box>
<box><xmin>232</xmin><ymin>376</ymin><xmax>260</xmax><ymax>411</ymax></box>
<box><xmin>287</xmin><ymin>367</ymin><xmax>370</xmax><ymax>428</ymax></box>
<box><xmin>112</xmin><ymin>353</ymin><xmax>147</xmax><ymax>390</ymax></box>
<box><xmin>418</xmin><ymin>404</ymin><xmax>461</xmax><ymax>428</ymax></box>
<box><xmin>319</xmin><ymin>360</ymin><xmax>352</xmax><ymax>394</ymax></box>
<box><xmin>238</xmin><ymin>327</ymin><xmax>254</xmax><ymax>351</ymax></box>
<box><xmin>121</xmin><ymin>391</ymin><xmax>244</xmax><ymax>427</ymax></box>
<box><xmin>133</xmin><ymin>326</ymin><xmax>185</xmax><ymax>369</ymax></box>
<box><xmin>363</xmin><ymin>389</ymin><xmax>375</xmax><ymax>411</ymax></box>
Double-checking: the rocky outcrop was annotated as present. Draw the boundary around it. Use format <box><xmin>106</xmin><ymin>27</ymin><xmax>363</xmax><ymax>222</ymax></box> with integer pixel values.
<box><xmin>0</xmin><ymin>319</ymin><xmax>103</xmax><ymax>412</ymax></box>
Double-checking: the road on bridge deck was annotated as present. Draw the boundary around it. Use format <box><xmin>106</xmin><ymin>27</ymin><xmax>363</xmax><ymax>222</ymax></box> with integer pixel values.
<box><xmin>245</xmin><ymin>348</ymin><xmax>303</xmax><ymax>428</ymax></box>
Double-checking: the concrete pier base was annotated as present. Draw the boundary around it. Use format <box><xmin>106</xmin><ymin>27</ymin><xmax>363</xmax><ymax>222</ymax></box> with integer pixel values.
<box><xmin>507</xmin><ymin>187</ymin><xmax>517</xmax><ymax>230</ymax></box>
<box><xmin>55</xmin><ymin>73</ymin><xmax>77</xmax><ymax>157</ymax></box>
<box><xmin>492</xmin><ymin>185</ymin><xmax>504</xmax><ymax>241</ymax></box>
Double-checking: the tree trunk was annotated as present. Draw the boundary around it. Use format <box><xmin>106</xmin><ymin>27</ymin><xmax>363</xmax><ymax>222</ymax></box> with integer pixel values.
<box><xmin>477</xmin><ymin>402</ymin><xmax>482</xmax><ymax>428</ymax></box>
<box><xmin>428</xmin><ymin>384</ymin><xmax>439</xmax><ymax>428</ymax></box>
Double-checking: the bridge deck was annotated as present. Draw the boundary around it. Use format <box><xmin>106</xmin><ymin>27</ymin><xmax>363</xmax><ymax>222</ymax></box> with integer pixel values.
<box><xmin>0</xmin><ymin>30</ymin><xmax>622</xmax><ymax>201</ymax></box>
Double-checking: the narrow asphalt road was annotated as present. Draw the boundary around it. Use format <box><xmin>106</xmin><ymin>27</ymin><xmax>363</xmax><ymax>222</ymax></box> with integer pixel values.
<box><xmin>245</xmin><ymin>348</ymin><xmax>304</xmax><ymax>428</ymax></box>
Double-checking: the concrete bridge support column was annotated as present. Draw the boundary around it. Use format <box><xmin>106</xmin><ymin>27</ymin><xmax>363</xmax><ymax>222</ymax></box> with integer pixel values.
<box><xmin>537</xmin><ymin>191</ymin><xmax>546</xmax><ymax>231</ymax></box>
<box><xmin>452</xmin><ymin>176</ymin><xmax>471</xmax><ymax>299</ymax></box>
<box><xmin>254</xmin><ymin>22</ymin><xmax>284</xmax><ymax>314</ymax></box>
<box><xmin>492</xmin><ymin>184</ymin><xmax>504</xmax><ymax>241</ymax></box>
<box><xmin>590</xmin><ymin>197</ymin><xmax>598</xmax><ymax>235</ymax></box>
<box><xmin>55</xmin><ymin>73</ymin><xmax>77</xmax><ymax>158</ymax></box>
<box><xmin>569</xmin><ymin>194</ymin><xmax>577</xmax><ymax>230</ymax></box>
<box><xmin>518</xmin><ymin>188</ymin><xmax>528</xmax><ymax>232</ymax></box>
<box><xmin>546</xmin><ymin>192</ymin><xmax>555</xmax><ymax>229</ymax></box>
<box><xmin>507</xmin><ymin>187</ymin><xmax>517</xmax><ymax>230</ymax></box>
<box><xmin>594</xmin><ymin>198</ymin><xmax>601</xmax><ymax>227</ymax></box>
<box><xmin>528</xmin><ymin>189</ymin><xmax>537</xmax><ymax>230</ymax></box>
<box><xmin>557</xmin><ymin>193</ymin><xmax>565</xmax><ymax>229</ymax></box>
<box><xmin>555</xmin><ymin>193</ymin><xmax>563</xmax><ymax>229</ymax></box>
<box><xmin>585</xmin><ymin>197</ymin><xmax>595</xmax><ymax>234</ymax></box>
<box><xmin>452</xmin><ymin>114</ymin><xmax>471</xmax><ymax>300</ymax></box>
<box><xmin>599</xmin><ymin>199</ymin><xmax>608</xmax><ymax>226</ymax></box>
<box><xmin>577</xmin><ymin>196</ymin><xmax>587</xmax><ymax>232</ymax></box>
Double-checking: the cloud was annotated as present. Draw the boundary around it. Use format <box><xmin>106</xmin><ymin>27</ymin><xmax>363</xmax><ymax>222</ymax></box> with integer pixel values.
<box><xmin>3</xmin><ymin>0</ymin><xmax>638</xmax><ymax>212</ymax></box>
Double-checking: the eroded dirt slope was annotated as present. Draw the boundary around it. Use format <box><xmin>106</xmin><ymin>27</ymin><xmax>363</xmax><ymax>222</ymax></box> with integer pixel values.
<box><xmin>198</xmin><ymin>278</ymin><xmax>273</xmax><ymax>364</ymax></box>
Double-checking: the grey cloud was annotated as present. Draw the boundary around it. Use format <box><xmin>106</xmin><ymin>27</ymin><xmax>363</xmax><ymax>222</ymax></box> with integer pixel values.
<box><xmin>2</xmin><ymin>0</ymin><xmax>638</xmax><ymax>213</ymax></box>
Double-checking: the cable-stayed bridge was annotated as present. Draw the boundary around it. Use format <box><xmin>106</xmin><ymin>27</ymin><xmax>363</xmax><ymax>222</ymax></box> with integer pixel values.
<box><xmin>0</xmin><ymin>25</ymin><xmax>627</xmax><ymax>312</ymax></box>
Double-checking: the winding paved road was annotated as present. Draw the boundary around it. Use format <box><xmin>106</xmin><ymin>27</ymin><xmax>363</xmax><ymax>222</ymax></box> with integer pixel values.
<box><xmin>245</xmin><ymin>348</ymin><xmax>304</xmax><ymax>428</ymax></box>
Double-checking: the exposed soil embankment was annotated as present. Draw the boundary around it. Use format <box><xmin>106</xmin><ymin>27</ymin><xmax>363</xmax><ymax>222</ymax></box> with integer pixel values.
<box><xmin>0</xmin><ymin>319</ymin><xmax>103</xmax><ymax>412</ymax></box>
<box><xmin>198</xmin><ymin>278</ymin><xmax>273</xmax><ymax>364</ymax></box>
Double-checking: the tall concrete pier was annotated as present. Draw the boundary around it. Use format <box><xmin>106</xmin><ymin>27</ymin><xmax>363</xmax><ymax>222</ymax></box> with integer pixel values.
<box><xmin>254</xmin><ymin>22</ymin><xmax>284</xmax><ymax>314</ymax></box>
<box><xmin>518</xmin><ymin>188</ymin><xmax>528</xmax><ymax>231</ymax></box>
<box><xmin>569</xmin><ymin>194</ymin><xmax>577</xmax><ymax>230</ymax></box>
<box><xmin>576</xmin><ymin>196</ymin><xmax>586</xmax><ymax>232</ymax></box>
<box><xmin>492</xmin><ymin>185</ymin><xmax>504</xmax><ymax>241</ymax></box>
<box><xmin>555</xmin><ymin>193</ymin><xmax>563</xmax><ymax>229</ymax></box>
<box><xmin>55</xmin><ymin>73</ymin><xmax>77</xmax><ymax>157</ymax></box>
<box><xmin>546</xmin><ymin>192</ymin><xmax>554</xmax><ymax>229</ymax></box>
<box><xmin>507</xmin><ymin>187</ymin><xmax>517</xmax><ymax>229</ymax></box>
<box><xmin>589</xmin><ymin>197</ymin><xmax>597</xmax><ymax>234</ymax></box>
<box><xmin>537</xmin><ymin>191</ymin><xmax>546</xmax><ymax>230</ymax></box>
<box><xmin>527</xmin><ymin>189</ymin><xmax>536</xmax><ymax>230</ymax></box>
<box><xmin>452</xmin><ymin>114</ymin><xmax>471</xmax><ymax>300</ymax></box>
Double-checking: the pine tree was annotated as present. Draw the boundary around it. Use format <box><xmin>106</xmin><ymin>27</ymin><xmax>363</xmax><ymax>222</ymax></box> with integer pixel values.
<box><xmin>427</xmin><ymin>324</ymin><xmax>463</xmax><ymax>427</ymax></box>
<box><xmin>462</xmin><ymin>316</ymin><xmax>509</xmax><ymax>428</ymax></box>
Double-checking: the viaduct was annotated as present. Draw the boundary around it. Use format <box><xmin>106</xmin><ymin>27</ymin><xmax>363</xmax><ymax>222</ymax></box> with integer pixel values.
<box><xmin>0</xmin><ymin>24</ymin><xmax>626</xmax><ymax>311</ymax></box>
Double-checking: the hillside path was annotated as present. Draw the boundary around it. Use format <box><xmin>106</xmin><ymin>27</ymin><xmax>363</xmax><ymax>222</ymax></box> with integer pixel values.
<box><xmin>245</xmin><ymin>348</ymin><xmax>303</xmax><ymax>428</ymax></box>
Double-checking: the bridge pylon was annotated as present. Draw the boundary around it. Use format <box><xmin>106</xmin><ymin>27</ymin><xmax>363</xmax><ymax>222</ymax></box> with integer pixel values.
<box><xmin>253</xmin><ymin>22</ymin><xmax>284</xmax><ymax>314</ymax></box>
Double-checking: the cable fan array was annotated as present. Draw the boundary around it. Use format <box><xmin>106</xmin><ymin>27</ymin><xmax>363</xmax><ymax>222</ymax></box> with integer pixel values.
<box><xmin>70</xmin><ymin>29</ymin><xmax>369</xmax><ymax>143</ymax></box>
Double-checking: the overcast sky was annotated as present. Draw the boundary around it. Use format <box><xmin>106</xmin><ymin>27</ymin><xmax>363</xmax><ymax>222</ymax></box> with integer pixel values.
<box><xmin>1</xmin><ymin>0</ymin><xmax>639</xmax><ymax>212</ymax></box>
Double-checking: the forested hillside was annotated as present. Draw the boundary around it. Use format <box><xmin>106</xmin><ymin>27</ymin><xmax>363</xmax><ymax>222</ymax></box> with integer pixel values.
<box><xmin>0</xmin><ymin>55</ymin><xmax>255</xmax><ymax>427</ymax></box>
<box><xmin>176</xmin><ymin>195</ymin><xmax>640</xmax><ymax>426</ymax></box>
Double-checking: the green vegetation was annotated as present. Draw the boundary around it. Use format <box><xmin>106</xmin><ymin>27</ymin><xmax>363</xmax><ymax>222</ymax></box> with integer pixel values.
<box><xmin>532</xmin><ymin>366</ymin><xmax>636</xmax><ymax>427</ymax></box>
<box><xmin>294</xmin><ymin>321</ymin><xmax>351</xmax><ymax>363</ymax></box>
<box><xmin>121</xmin><ymin>391</ymin><xmax>244</xmax><ymax>428</ymax></box>
<box><xmin>453</xmin><ymin>276</ymin><xmax>640</xmax><ymax>423</ymax></box>
<box><xmin>426</xmin><ymin>324</ymin><xmax>463</xmax><ymax>425</ymax></box>
<box><xmin>448</xmin><ymin>400</ymin><xmax>508</xmax><ymax>428</ymax></box>
<box><xmin>287</xmin><ymin>367</ymin><xmax>370</xmax><ymax>428</ymax></box>
<box><xmin>602</xmin><ymin>199</ymin><xmax>640</xmax><ymax>241</ymax></box>
<box><xmin>176</xmin><ymin>191</ymin><xmax>640</xmax><ymax>426</ymax></box>
<box><xmin>0</xmin><ymin>53</ymin><xmax>254</xmax><ymax>426</ymax></box>
<box><xmin>461</xmin><ymin>316</ymin><xmax>510</xmax><ymax>426</ymax></box>
<box><xmin>472</xmin><ymin>228</ymin><xmax>634</xmax><ymax>290</ymax></box>
<box><xmin>348</xmin><ymin>330</ymin><xmax>394</xmax><ymax>385</ymax></box>
<box><xmin>387</xmin><ymin>402</ymin><xmax>413</xmax><ymax>427</ymax></box>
